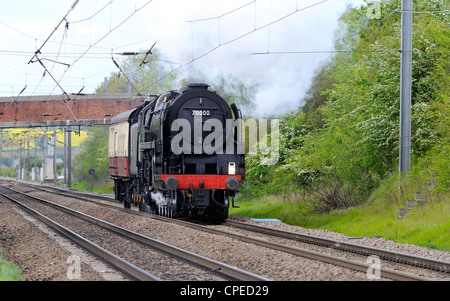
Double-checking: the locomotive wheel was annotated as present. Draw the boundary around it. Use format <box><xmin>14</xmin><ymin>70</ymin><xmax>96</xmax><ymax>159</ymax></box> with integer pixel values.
<box><xmin>158</xmin><ymin>205</ymin><xmax>172</xmax><ymax>217</ymax></box>
<box><xmin>124</xmin><ymin>191</ymin><xmax>131</xmax><ymax>209</ymax></box>
<box><xmin>140</xmin><ymin>203</ymin><xmax>152</xmax><ymax>213</ymax></box>
<box><xmin>155</xmin><ymin>191</ymin><xmax>178</xmax><ymax>218</ymax></box>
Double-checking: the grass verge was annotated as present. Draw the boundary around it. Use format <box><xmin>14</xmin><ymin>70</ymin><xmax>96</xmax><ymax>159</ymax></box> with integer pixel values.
<box><xmin>71</xmin><ymin>179</ymin><xmax>114</xmax><ymax>195</ymax></box>
<box><xmin>231</xmin><ymin>175</ymin><xmax>450</xmax><ymax>252</ymax></box>
<box><xmin>0</xmin><ymin>251</ymin><xmax>23</xmax><ymax>281</ymax></box>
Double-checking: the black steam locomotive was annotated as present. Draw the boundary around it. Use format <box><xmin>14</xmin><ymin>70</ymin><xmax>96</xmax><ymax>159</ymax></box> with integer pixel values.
<box><xmin>108</xmin><ymin>84</ymin><xmax>244</xmax><ymax>221</ymax></box>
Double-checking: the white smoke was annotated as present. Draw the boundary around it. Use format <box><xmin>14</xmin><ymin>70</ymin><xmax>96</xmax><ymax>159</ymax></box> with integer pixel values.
<box><xmin>0</xmin><ymin>0</ymin><xmax>367</xmax><ymax>106</ymax></box>
<box><xmin>138</xmin><ymin>0</ymin><xmax>363</xmax><ymax>118</ymax></box>
<box><xmin>151</xmin><ymin>191</ymin><xmax>167</xmax><ymax>207</ymax></box>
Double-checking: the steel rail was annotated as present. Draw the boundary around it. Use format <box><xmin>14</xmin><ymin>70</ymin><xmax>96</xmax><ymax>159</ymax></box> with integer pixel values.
<box><xmin>24</xmin><ymin>182</ymin><xmax>117</xmax><ymax>203</ymax></box>
<box><xmin>150</xmin><ymin>216</ymin><xmax>432</xmax><ymax>281</ymax></box>
<box><xmin>15</xmin><ymin>182</ymin><xmax>444</xmax><ymax>280</ymax></box>
<box><xmin>5</xmin><ymin>186</ymin><xmax>271</xmax><ymax>281</ymax></box>
<box><xmin>225</xmin><ymin>220</ymin><xmax>450</xmax><ymax>274</ymax></box>
<box><xmin>0</xmin><ymin>190</ymin><xmax>161</xmax><ymax>281</ymax></box>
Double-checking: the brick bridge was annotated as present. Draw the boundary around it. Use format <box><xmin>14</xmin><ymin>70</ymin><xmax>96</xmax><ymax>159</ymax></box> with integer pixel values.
<box><xmin>0</xmin><ymin>93</ymin><xmax>147</xmax><ymax>128</ymax></box>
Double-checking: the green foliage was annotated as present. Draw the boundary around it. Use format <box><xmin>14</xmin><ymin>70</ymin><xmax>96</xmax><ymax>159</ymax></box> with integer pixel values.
<box><xmin>244</xmin><ymin>0</ymin><xmax>450</xmax><ymax>213</ymax></box>
<box><xmin>71</xmin><ymin>179</ymin><xmax>114</xmax><ymax>194</ymax></box>
<box><xmin>1</xmin><ymin>166</ymin><xmax>14</xmax><ymax>177</ymax></box>
<box><xmin>301</xmin><ymin>61</ymin><xmax>337</xmax><ymax>129</ymax></box>
<box><xmin>242</xmin><ymin>114</ymin><xmax>311</xmax><ymax>198</ymax></box>
<box><xmin>72</xmin><ymin>126</ymin><xmax>109</xmax><ymax>183</ymax></box>
<box><xmin>0</xmin><ymin>252</ymin><xmax>23</xmax><ymax>281</ymax></box>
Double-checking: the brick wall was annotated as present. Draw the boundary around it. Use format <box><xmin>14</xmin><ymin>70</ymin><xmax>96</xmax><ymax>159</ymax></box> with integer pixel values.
<box><xmin>0</xmin><ymin>94</ymin><xmax>145</xmax><ymax>123</ymax></box>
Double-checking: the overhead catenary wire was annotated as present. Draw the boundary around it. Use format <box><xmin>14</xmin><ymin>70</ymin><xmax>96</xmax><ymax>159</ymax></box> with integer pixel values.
<box><xmin>111</xmin><ymin>56</ymin><xmax>142</xmax><ymax>96</ymax></box>
<box><xmin>142</xmin><ymin>0</ymin><xmax>331</xmax><ymax>92</ymax></box>
<box><xmin>69</xmin><ymin>0</ymin><xmax>114</xmax><ymax>24</ymax></box>
<box><xmin>0</xmin><ymin>20</ymin><xmax>36</xmax><ymax>41</ymax></box>
<box><xmin>183</xmin><ymin>0</ymin><xmax>331</xmax><ymax>64</ymax></box>
<box><xmin>0</xmin><ymin>16</ymin><xmax>113</xmax><ymax>53</ymax></box>
<box><xmin>28</xmin><ymin>0</ymin><xmax>80</xmax><ymax>64</ymax></box>
<box><xmin>333</xmin><ymin>9</ymin><xmax>399</xmax><ymax>46</ymax></box>
<box><xmin>112</xmin><ymin>4</ymin><xmax>447</xmax><ymax>93</ymax></box>
<box><xmin>255</xmin><ymin>5</ymin><xmax>449</xmax><ymax>56</ymax></box>
<box><xmin>185</xmin><ymin>0</ymin><xmax>257</xmax><ymax>22</ymax></box>
<box><xmin>21</xmin><ymin>0</ymin><xmax>154</xmax><ymax>99</ymax></box>
<box><xmin>35</xmin><ymin>55</ymin><xmax>79</xmax><ymax>121</ymax></box>
<box><xmin>256</xmin><ymin>6</ymin><xmax>402</xmax><ymax>56</ymax></box>
<box><xmin>5</xmin><ymin>1</ymin><xmax>445</xmax><ymax>100</ymax></box>
<box><xmin>24</xmin><ymin>0</ymin><xmax>80</xmax><ymax>100</ymax></box>
<box><xmin>49</xmin><ymin>0</ymin><xmax>154</xmax><ymax>98</ymax></box>
<box><xmin>198</xmin><ymin>0</ymin><xmax>330</xmax><ymax>50</ymax></box>
<box><xmin>147</xmin><ymin>1</ymin><xmax>442</xmax><ymax>94</ymax></box>
<box><xmin>252</xmin><ymin>49</ymin><xmax>401</xmax><ymax>55</ymax></box>
<box><xmin>4</xmin><ymin>0</ymin><xmax>333</xmax><ymax>97</ymax></box>
<box><xmin>66</xmin><ymin>0</ymin><xmax>154</xmax><ymax>69</ymax></box>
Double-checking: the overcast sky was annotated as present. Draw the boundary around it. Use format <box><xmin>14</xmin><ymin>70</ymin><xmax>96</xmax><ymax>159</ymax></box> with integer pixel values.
<box><xmin>0</xmin><ymin>0</ymin><xmax>368</xmax><ymax>117</ymax></box>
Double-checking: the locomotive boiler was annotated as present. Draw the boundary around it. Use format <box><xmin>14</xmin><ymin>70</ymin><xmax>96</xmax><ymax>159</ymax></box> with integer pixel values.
<box><xmin>108</xmin><ymin>83</ymin><xmax>244</xmax><ymax>222</ymax></box>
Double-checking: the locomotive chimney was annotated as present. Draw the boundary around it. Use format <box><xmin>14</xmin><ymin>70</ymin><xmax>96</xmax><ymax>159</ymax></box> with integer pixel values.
<box><xmin>188</xmin><ymin>83</ymin><xmax>209</xmax><ymax>90</ymax></box>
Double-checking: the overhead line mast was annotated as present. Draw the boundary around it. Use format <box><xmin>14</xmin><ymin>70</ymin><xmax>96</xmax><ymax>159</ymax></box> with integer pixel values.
<box><xmin>399</xmin><ymin>0</ymin><xmax>413</xmax><ymax>176</ymax></box>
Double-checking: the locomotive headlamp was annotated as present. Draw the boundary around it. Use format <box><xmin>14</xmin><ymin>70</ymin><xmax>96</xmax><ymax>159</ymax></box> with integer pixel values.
<box><xmin>226</xmin><ymin>177</ymin><xmax>239</xmax><ymax>191</ymax></box>
<box><xmin>228</xmin><ymin>162</ymin><xmax>236</xmax><ymax>175</ymax></box>
<box><xmin>165</xmin><ymin>176</ymin><xmax>179</xmax><ymax>190</ymax></box>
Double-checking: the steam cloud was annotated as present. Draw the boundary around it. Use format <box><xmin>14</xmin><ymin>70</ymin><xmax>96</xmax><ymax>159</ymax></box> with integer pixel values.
<box><xmin>151</xmin><ymin>191</ymin><xmax>167</xmax><ymax>207</ymax></box>
<box><xmin>142</xmin><ymin>0</ymin><xmax>364</xmax><ymax>118</ymax></box>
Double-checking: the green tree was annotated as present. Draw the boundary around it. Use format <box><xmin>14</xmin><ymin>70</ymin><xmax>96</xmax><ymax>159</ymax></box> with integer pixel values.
<box><xmin>298</xmin><ymin>0</ymin><xmax>449</xmax><ymax>210</ymax></box>
<box><xmin>244</xmin><ymin>0</ymin><xmax>450</xmax><ymax>212</ymax></box>
<box><xmin>73</xmin><ymin>126</ymin><xmax>109</xmax><ymax>183</ymax></box>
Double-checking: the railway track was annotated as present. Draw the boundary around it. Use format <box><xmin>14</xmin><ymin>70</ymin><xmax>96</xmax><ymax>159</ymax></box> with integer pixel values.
<box><xmin>0</xmin><ymin>184</ymin><xmax>271</xmax><ymax>281</ymax></box>
<box><xmin>9</xmin><ymin>181</ymin><xmax>450</xmax><ymax>281</ymax></box>
<box><xmin>220</xmin><ymin>220</ymin><xmax>450</xmax><ymax>280</ymax></box>
<box><xmin>153</xmin><ymin>218</ymin><xmax>447</xmax><ymax>281</ymax></box>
